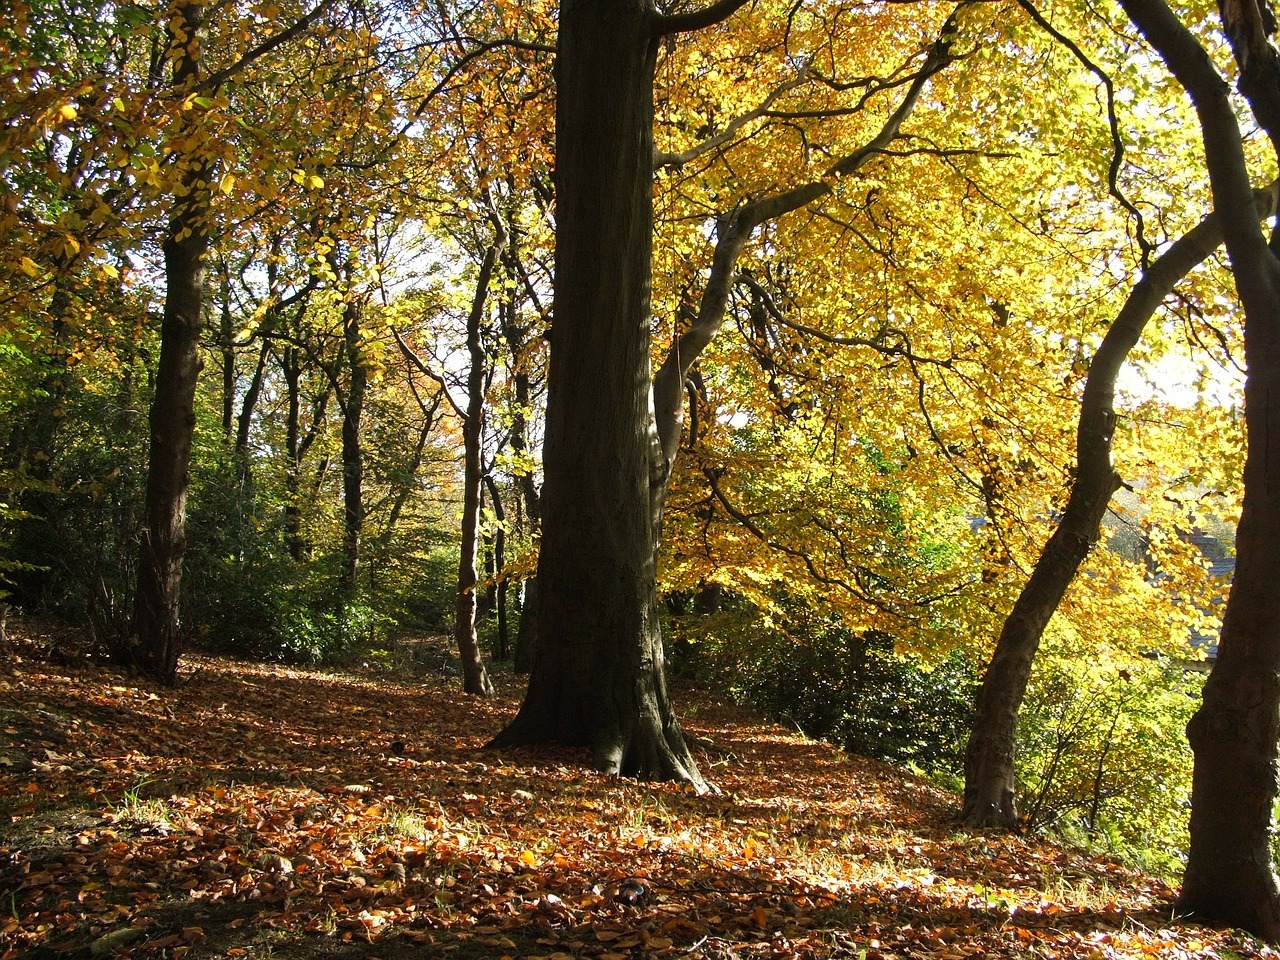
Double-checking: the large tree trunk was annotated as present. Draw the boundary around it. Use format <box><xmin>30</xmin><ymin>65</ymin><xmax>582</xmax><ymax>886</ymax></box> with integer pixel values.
<box><xmin>489</xmin><ymin>0</ymin><xmax>704</xmax><ymax>787</ymax></box>
<box><xmin>132</xmin><ymin>0</ymin><xmax>209</xmax><ymax>683</ymax></box>
<box><xmin>1119</xmin><ymin>0</ymin><xmax>1280</xmax><ymax>940</ymax></box>
<box><xmin>962</xmin><ymin>187</ymin><xmax>1277</xmax><ymax>828</ymax></box>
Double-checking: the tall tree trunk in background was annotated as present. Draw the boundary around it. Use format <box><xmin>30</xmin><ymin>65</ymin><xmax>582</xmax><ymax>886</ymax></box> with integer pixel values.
<box><xmin>490</xmin><ymin>0</ymin><xmax>741</xmax><ymax>788</ymax></box>
<box><xmin>132</xmin><ymin>0</ymin><xmax>209</xmax><ymax>683</ymax></box>
<box><xmin>1120</xmin><ymin>0</ymin><xmax>1280</xmax><ymax>941</ymax></box>
<box><xmin>501</xmin><ymin>252</ymin><xmax>542</xmax><ymax>674</ymax></box>
<box><xmin>454</xmin><ymin>230</ymin><xmax>503</xmax><ymax>697</ymax></box>
<box><xmin>483</xmin><ymin>474</ymin><xmax>509</xmax><ymax>660</ymax></box>
<box><xmin>453</xmin><ymin>220</ymin><xmax>506</xmax><ymax>694</ymax></box>
<box><xmin>282</xmin><ymin>346</ymin><xmax>308</xmax><ymax>562</ymax></box>
<box><xmin>339</xmin><ymin>278</ymin><xmax>366</xmax><ymax>597</ymax></box>
<box><xmin>962</xmin><ymin>185</ymin><xmax>1278</xmax><ymax>828</ymax></box>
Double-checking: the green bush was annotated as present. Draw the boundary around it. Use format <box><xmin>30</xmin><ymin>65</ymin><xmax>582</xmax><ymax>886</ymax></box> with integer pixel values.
<box><xmin>1017</xmin><ymin>649</ymin><xmax>1199</xmax><ymax>876</ymax></box>
<box><xmin>680</xmin><ymin>603</ymin><xmax>980</xmax><ymax>778</ymax></box>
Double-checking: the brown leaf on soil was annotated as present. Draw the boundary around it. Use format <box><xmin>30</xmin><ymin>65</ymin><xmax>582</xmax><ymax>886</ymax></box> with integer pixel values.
<box><xmin>0</xmin><ymin>627</ymin><xmax>1275</xmax><ymax>959</ymax></box>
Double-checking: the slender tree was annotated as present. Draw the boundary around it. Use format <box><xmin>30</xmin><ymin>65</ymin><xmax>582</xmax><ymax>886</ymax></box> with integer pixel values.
<box><xmin>452</xmin><ymin>215</ymin><xmax>505</xmax><ymax>696</ymax></box>
<box><xmin>132</xmin><ymin>0</ymin><xmax>211</xmax><ymax>681</ymax></box>
<box><xmin>962</xmin><ymin>182</ymin><xmax>1278</xmax><ymax>828</ymax></box>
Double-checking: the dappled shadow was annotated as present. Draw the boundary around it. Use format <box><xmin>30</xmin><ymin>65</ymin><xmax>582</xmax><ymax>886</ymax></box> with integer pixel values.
<box><xmin>1</xmin><ymin>642</ymin><xmax>1265</xmax><ymax>960</ymax></box>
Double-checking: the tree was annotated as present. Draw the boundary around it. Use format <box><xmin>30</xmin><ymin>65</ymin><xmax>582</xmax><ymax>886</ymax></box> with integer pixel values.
<box><xmin>1119</xmin><ymin>0</ymin><xmax>1280</xmax><ymax>940</ymax></box>
<box><xmin>492</xmin><ymin>0</ymin><xmax>771</xmax><ymax>788</ymax></box>
<box><xmin>962</xmin><ymin>182</ymin><xmax>1278</xmax><ymax>828</ymax></box>
<box><xmin>131</xmin><ymin>0</ymin><xmax>214</xmax><ymax>682</ymax></box>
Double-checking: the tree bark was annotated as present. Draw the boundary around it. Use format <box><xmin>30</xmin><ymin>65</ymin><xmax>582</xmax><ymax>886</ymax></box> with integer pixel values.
<box><xmin>483</xmin><ymin>474</ymin><xmax>509</xmax><ymax>661</ymax></box>
<box><xmin>339</xmin><ymin>282</ymin><xmax>366</xmax><ymax>597</ymax></box>
<box><xmin>962</xmin><ymin>184</ymin><xmax>1278</xmax><ymax>828</ymax></box>
<box><xmin>1119</xmin><ymin>0</ymin><xmax>1280</xmax><ymax>940</ymax></box>
<box><xmin>489</xmin><ymin>0</ymin><xmax>705</xmax><ymax>787</ymax></box>
<box><xmin>454</xmin><ymin>232</ymin><xmax>502</xmax><ymax>697</ymax></box>
<box><xmin>132</xmin><ymin>0</ymin><xmax>209</xmax><ymax>683</ymax></box>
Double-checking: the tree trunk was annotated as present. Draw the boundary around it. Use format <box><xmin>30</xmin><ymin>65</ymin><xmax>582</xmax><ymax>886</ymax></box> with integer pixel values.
<box><xmin>454</xmin><ymin>235</ymin><xmax>500</xmax><ymax>696</ymax></box>
<box><xmin>502</xmin><ymin>278</ymin><xmax>542</xmax><ymax>674</ymax></box>
<box><xmin>489</xmin><ymin>0</ymin><xmax>704</xmax><ymax>787</ymax></box>
<box><xmin>339</xmin><ymin>286</ymin><xmax>366</xmax><ymax>597</ymax></box>
<box><xmin>282</xmin><ymin>346</ymin><xmax>307</xmax><ymax>562</ymax></box>
<box><xmin>1119</xmin><ymin>0</ymin><xmax>1280</xmax><ymax>940</ymax></box>
<box><xmin>514</xmin><ymin>576</ymin><xmax>537</xmax><ymax>673</ymax></box>
<box><xmin>484</xmin><ymin>474</ymin><xmax>509</xmax><ymax>661</ymax></box>
<box><xmin>132</xmin><ymin>0</ymin><xmax>209</xmax><ymax>683</ymax></box>
<box><xmin>962</xmin><ymin>187</ymin><xmax>1277</xmax><ymax>828</ymax></box>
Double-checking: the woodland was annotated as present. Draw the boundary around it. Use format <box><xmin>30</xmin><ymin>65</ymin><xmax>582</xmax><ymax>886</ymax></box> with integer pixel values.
<box><xmin>4</xmin><ymin>0</ymin><xmax>1280</xmax><ymax>952</ymax></box>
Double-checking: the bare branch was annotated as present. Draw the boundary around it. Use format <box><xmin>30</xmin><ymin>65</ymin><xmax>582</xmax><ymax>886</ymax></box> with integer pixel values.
<box><xmin>1014</xmin><ymin>0</ymin><xmax>1153</xmax><ymax>265</ymax></box>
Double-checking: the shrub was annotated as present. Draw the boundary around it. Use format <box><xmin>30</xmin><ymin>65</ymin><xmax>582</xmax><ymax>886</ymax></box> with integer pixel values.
<box><xmin>679</xmin><ymin>602</ymin><xmax>980</xmax><ymax>778</ymax></box>
<box><xmin>1017</xmin><ymin>647</ymin><xmax>1199</xmax><ymax>876</ymax></box>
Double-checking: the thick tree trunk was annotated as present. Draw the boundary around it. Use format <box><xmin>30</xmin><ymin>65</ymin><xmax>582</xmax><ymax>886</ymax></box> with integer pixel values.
<box><xmin>132</xmin><ymin>0</ymin><xmax>209</xmax><ymax>684</ymax></box>
<box><xmin>962</xmin><ymin>189</ymin><xmax>1277</xmax><ymax>828</ymax></box>
<box><xmin>489</xmin><ymin>0</ymin><xmax>703</xmax><ymax>787</ymax></box>
<box><xmin>1180</xmin><ymin>476</ymin><xmax>1280</xmax><ymax>939</ymax></box>
<box><xmin>1119</xmin><ymin>0</ymin><xmax>1280</xmax><ymax>940</ymax></box>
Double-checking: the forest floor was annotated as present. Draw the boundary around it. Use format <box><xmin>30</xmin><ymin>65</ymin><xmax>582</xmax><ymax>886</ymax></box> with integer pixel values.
<box><xmin>0</xmin><ymin>615</ymin><xmax>1273</xmax><ymax>960</ymax></box>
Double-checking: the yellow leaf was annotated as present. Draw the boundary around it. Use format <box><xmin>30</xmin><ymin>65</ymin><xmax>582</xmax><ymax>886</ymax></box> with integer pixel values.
<box><xmin>100</xmin><ymin>262</ymin><xmax>120</xmax><ymax>279</ymax></box>
<box><xmin>518</xmin><ymin>850</ymin><xmax>537</xmax><ymax>866</ymax></box>
<box><xmin>219</xmin><ymin>173</ymin><xmax>236</xmax><ymax>194</ymax></box>
<box><xmin>19</xmin><ymin>256</ymin><xmax>41</xmax><ymax>277</ymax></box>
<box><xmin>59</xmin><ymin>103</ymin><xmax>78</xmax><ymax>121</ymax></box>
<box><xmin>306</xmin><ymin>174</ymin><xmax>325</xmax><ymax>190</ymax></box>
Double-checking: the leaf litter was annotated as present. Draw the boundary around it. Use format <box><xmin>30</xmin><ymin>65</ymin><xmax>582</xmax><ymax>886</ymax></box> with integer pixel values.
<box><xmin>0</xmin><ymin>629</ymin><xmax>1273</xmax><ymax>959</ymax></box>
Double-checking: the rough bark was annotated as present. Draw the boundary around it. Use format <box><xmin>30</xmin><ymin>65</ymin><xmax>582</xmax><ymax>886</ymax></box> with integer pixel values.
<box><xmin>962</xmin><ymin>183</ymin><xmax>1278</xmax><ymax>829</ymax></box>
<box><xmin>1120</xmin><ymin>0</ymin><xmax>1280</xmax><ymax>940</ymax></box>
<box><xmin>488</xmin><ymin>0</ymin><xmax>704</xmax><ymax>787</ymax></box>
<box><xmin>132</xmin><ymin>0</ymin><xmax>209</xmax><ymax>683</ymax></box>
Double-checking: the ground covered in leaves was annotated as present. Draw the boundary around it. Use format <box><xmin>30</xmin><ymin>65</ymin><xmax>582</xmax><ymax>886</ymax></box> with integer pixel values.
<box><xmin>1</xmin><ymin>621</ymin><xmax>1273</xmax><ymax>959</ymax></box>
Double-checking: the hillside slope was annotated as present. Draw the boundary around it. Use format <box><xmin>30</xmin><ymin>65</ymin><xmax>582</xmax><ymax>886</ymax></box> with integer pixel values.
<box><xmin>0</xmin><ymin>621</ymin><xmax>1271</xmax><ymax>959</ymax></box>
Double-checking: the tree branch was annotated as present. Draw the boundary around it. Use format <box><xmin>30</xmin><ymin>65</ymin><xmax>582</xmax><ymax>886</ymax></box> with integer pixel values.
<box><xmin>199</xmin><ymin>0</ymin><xmax>342</xmax><ymax>92</ymax></box>
<box><xmin>655</xmin><ymin>67</ymin><xmax>811</xmax><ymax>170</ymax></box>
<box><xmin>655</xmin><ymin>0</ymin><xmax>754</xmax><ymax>37</ymax></box>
